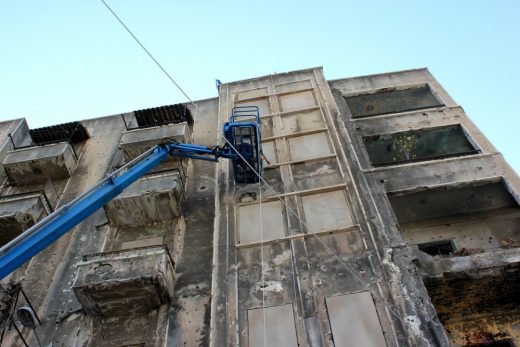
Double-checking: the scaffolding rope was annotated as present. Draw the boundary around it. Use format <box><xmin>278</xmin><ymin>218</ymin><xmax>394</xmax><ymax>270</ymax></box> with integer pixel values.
<box><xmin>97</xmin><ymin>0</ymin><xmax>408</xmax><ymax>330</ymax></box>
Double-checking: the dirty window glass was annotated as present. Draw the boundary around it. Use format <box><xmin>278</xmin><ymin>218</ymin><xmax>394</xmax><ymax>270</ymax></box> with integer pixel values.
<box><xmin>363</xmin><ymin>125</ymin><xmax>478</xmax><ymax>166</ymax></box>
<box><xmin>344</xmin><ymin>84</ymin><xmax>443</xmax><ymax>118</ymax></box>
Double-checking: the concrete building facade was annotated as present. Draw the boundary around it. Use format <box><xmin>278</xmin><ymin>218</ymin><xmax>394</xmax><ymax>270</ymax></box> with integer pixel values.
<box><xmin>0</xmin><ymin>67</ymin><xmax>519</xmax><ymax>346</ymax></box>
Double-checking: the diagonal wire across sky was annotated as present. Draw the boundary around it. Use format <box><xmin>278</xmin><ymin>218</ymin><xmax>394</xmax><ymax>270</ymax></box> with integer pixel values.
<box><xmin>0</xmin><ymin>0</ymin><xmax>518</xmax><ymax>175</ymax></box>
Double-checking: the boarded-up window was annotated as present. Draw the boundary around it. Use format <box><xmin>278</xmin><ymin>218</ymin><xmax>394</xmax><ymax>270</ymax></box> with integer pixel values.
<box><xmin>344</xmin><ymin>84</ymin><xmax>443</xmax><ymax>118</ymax></box>
<box><xmin>238</xmin><ymin>201</ymin><xmax>285</xmax><ymax>244</ymax></box>
<box><xmin>302</xmin><ymin>190</ymin><xmax>353</xmax><ymax>233</ymax></box>
<box><xmin>262</xmin><ymin>141</ymin><xmax>277</xmax><ymax>165</ymax></box>
<box><xmin>288</xmin><ymin>132</ymin><xmax>331</xmax><ymax>161</ymax></box>
<box><xmin>236</xmin><ymin>98</ymin><xmax>270</xmax><ymax>116</ymax></box>
<box><xmin>248</xmin><ymin>304</ymin><xmax>298</xmax><ymax>347</ymax></box>
<box><xmin>281</xmin><ymin>109</ymin><xmax>325</xmax><ymax>135</ymax></box>
<box><xmin>279</xmin><ymin>91</ymin><xmax>316</xmax><ymax>112</ymax></box>
<box><xmin>363</xmin><ymin>125</ymin><xmax>478</xmax><ymax>166</ymax></box>
<box><xmin>326</xmin><ymin>292</ymin><xmax>387</xmax><ymax>347</ymax></box>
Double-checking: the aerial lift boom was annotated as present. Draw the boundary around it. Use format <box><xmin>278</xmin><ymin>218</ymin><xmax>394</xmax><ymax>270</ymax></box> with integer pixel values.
<box><xmin>0</xmin><ymin>106</ymin><xmax>263</xmax><ymax>280</ymax></box>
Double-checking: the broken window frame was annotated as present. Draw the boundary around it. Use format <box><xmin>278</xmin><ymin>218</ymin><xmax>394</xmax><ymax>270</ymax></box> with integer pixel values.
<box><xmin>388</xmin><ymin>176</ymin><xmax>520</xmax><ymax>225</ymax></box>
<box><xmin>343</xmin><ymin>83</ymin><xmax>445</xmax><ymax>119</ymax></box>
<box><xmin>362</xmin><ymin>124</ymin><xmax>481</xmax><ymax>167</ymax></box>
<box><xmin>417</xmin><ymin>240</ymin><xmax>456</xmax><ymax>257</ymax></box>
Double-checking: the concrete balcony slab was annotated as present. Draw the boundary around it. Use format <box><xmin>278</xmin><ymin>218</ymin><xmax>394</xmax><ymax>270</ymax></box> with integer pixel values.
<box><xmin>104</xmin><ymin>171</ymin><xmax>184</xmax><ymax>227</ymax></box>
<box><xmin>3</xmin><ymin>142</ymin><xmax>78</xmax><ymax>184</ymax></box>
<box><xmin>72</xmin><ymin>245</ymin><xmax>175</xmax><ymax>317</ymax></box>
<box><xmin>120</xmin><ymin>123</ymin><xmax>191</xmax><ymax>161</ymax></box>
<box><xmin>0</xmin><ymin>192</ymin><xmax>51</xmax><ymax>247</ymax></box>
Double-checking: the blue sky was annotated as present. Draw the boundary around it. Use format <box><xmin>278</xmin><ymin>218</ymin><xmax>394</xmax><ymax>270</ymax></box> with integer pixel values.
<box><xmin>0</xmin><ymin>1</ymin><xmax>518</xmax><ymax>172</ymax></box>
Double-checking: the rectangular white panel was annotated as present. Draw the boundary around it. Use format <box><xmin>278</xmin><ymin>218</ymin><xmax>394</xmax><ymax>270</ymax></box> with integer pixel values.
<box><xmin>288</xmin><ymin>132</ymin><xmax>331</xmax><ymax>161</ymax></box>
<box><xmin>248</xmin><ymin>304</ymin><xmax>298</xmax><ymax>347</ymax></box>
<box><xmin>326</xmin><ymin>292</ymin><xmax>387</xmax><ymax>347</ymax></box>
<box><xmin>279</xmin><ymin>91</ymin><xmax>316</xmax><ymax>112</ymax></box>
<box><xmin>238</xmin><ymin>201</ymin><xmax>285</xmax><ymax>244</ymax></box>
<box><xmin>302</xmin><ymin>190</ymin><xmax>353</xmax><ymax>233</ymax></box>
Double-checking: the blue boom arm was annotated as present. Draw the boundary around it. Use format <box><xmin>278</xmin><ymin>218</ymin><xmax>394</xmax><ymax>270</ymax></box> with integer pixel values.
<box><xmin>0</xmin><ymin>106</ymin><xmax>263</xmax><ymax>279</ymax></box>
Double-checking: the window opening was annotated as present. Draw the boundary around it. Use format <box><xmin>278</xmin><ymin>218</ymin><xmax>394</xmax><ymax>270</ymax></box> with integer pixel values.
<box><xmin>418</xmin><ymin>240</ymin><xmax>455</xmax><ymax>256</ymax></box>
<box><xmin>363</xmin><ymin>125</ymin><xmax>479</xmax><ymax>167</ymax></box>
<box><xmin>344</xmin><ymin>84</ymin><xmax>443</xmax><ymax>118</ymax></box>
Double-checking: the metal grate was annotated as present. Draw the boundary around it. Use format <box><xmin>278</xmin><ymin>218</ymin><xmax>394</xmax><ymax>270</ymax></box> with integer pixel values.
<box><xmin>29</xmin><ymin>121</ymin><xmax>89</xmax><ymax>146</ymax></box>
<box><xmin>133</xmin><ymin>104</ymin><xmax>193</xmax><ymax>129</ymax></box>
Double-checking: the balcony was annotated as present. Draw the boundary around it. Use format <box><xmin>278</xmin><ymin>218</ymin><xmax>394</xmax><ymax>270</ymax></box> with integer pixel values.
<box><xmin>72</xmin><ymin>245</ymin><xmax>175</xmax><ymax>317</ymax></box>
<box><xmin>3</xmin><ymin>142</ymin><xmax>78</xmax><ymax>184</ymax></box>
<box><xmin>0</xmin><ymin>192</ymin><xmax>51</xmax><ymax>247</ymax></box>
<box><xmin>104</xmin><ymin>171</ymin><xmax>184</xmax><ymax>227</ymax></box>
<box><xmin>119</xmin><ymin>122</ymin><xmax>191</xmax><ymax>161</ymax></box>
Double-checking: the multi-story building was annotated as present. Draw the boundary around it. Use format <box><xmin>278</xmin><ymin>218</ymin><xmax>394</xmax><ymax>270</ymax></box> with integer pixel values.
<box><xmin>0</xmin><ymin>67</ymin><xmax>518</xmax><ymax>346</ymax></box>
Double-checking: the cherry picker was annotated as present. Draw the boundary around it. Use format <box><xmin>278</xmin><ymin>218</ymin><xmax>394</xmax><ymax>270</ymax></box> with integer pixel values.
<box><xmin>0</xmin><ymin>106</ymin><xmax>263</xmax><ymax>279</ymax></box>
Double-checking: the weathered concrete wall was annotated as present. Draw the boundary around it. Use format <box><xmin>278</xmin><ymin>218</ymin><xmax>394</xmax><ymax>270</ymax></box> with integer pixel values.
<box><xmin>0</xmin><ymin>67</ymin><xmax>518</xmax><ymax>347</ymax></box>
<box><xmin>331</xmin><ymin>68</ymin><xmax>520</xmax><ymax>347</ymax></box>
<box><xmin>212</xmin><ymin>67</ymin><xmax>408</xmax><ymax>347</ymax></box>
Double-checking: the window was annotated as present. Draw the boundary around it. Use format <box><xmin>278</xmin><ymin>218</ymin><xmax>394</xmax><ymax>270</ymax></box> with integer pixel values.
<box><xmin>388</xmin><ymin>179</ymin><xmax>519</xmax><ymax>224</ymax></box>
<box><xmin>363</xmin><ymin>125</ymin><xmax>478</xmax><ymax>166</ymax></box>
<box><xmin>301</xmin><ymin>190</ymin><xmax>353</xmax><ymax>233</ymax></box>
<box><xmin>344</xmin><ymin>84</ymin><xmax>443</xmax><ymax>118</ymax></box>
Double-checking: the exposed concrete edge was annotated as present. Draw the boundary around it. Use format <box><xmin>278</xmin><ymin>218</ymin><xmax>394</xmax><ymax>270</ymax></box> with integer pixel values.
<box><xmin>416</xmin><ymin>247</ymin><xmax>520</xmax><ymax>279</ymax></box>
<box><xmin>328</xmin><ymin>68</ymin><xmax>429</xmax><ymax>83</ymax></box>
<box><xmin>222</xmin><ymin>66</ymin><xmax>324</xmax><ymax>86</ymax></box>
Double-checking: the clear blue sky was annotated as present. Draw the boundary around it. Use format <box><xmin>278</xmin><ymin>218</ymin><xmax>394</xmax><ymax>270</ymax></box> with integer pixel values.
<box><xmin>1</xmin><ymin>1</ymin><xmax>518</xmax><ymax>172</ymax></box>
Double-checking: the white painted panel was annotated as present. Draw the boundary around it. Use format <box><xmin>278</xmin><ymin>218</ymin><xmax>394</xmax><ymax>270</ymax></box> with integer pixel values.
<box><xmin>248</xmin><ymin>304</ymin><xmax>298</xmax><ymax>347</ymax></box>
<box><xmin>236</xmin><ymin>98</ymin><xmax>270</xmax><ymax>116</ymax></box>
<box><xmin>279</xmin><ymin>91</ymin><xmax>316</xmax><ymax>112</ymax></box>
<box><xmin>282</xmin><ymin>109</ymin><xmax>325</xmax><ymax>134</ymax></box>
<box><xmin>275</xmin><ymin>80</ymin><xmax>312</xmax><ymax>93</ymax></box>
<box><xmin>238</xmin><ymin>201</ymin><xmax>284</xmax><ymax>244</ymax></box>
<box><xmin>288</xmin><ymin>132</ymin><xmax>331</xmax><ymax>161</ymax></box>
<box><xmin>236</xmin><ymin>87</ymin><xmax>268</xmax><ymax>100</ymax></box>
<box><xmin>302</xmin><ymin>190</ymin><xmax>353</xmax><ymax>233</ymax></box>
<box><xmin>262</xmin><ymin>141</ymin><xmax>277</xmax><ymax>164</ymax></box>
<box><xmin>326</xmin><ymin>292</ymin><xmax>387</xmax><ymax>347</ymax></box>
